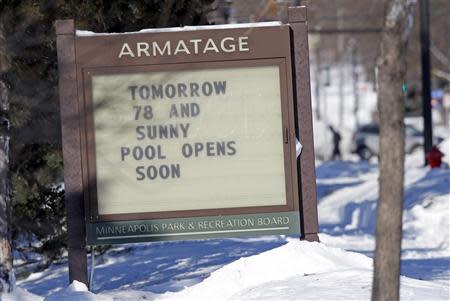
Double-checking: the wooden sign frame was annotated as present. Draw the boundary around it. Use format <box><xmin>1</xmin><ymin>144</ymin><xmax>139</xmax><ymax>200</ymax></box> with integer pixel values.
<box><xmin>56</xmin><ymin>6</ymin><xmax>318</xmax><ymax>286</ymax></box>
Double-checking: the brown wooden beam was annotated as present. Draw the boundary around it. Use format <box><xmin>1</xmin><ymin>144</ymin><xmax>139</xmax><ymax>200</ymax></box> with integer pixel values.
<box><xmin>55</xmin><ymin>19</ymin><xmax>89</xmax><ymax>286</ymax></box>
<box><xmin>288</xmin><ymin>6</ymin><xmax>319</xmax><ymax>242</ymax></box>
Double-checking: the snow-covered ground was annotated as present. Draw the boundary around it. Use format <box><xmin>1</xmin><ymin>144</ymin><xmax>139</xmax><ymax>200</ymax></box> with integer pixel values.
<box><xmin>3</xmin><ymin>143</ymin><xmax>449</xmax><ymax>300</ymax></box>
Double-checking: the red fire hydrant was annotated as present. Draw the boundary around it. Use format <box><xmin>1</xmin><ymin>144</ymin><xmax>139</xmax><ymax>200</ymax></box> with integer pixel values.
<box><xmin>426</xmin><ymin>146</ymin><xmax>444</xmax><ymax>168</ymax></box>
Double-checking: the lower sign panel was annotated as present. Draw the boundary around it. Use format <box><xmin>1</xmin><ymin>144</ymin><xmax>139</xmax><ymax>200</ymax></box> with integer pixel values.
<box><xmin>87</xmin><ymin>211</ymin><xmax>300</xmax><ymax>245</ymax></box>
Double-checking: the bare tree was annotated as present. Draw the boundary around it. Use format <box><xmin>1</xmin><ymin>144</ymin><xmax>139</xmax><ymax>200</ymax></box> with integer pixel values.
<box><xmin>372</xmin><ymin>1</ymin><xmax>417</xmax><ymax>301</ymax></box>
<box><xmin>0</xmin><ymin>20</ymin><xmax>13</xmax><ymax>292</ymax></box>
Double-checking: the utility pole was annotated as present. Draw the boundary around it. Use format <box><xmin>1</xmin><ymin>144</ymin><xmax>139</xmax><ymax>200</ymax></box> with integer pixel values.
<box><xmin>420</xmin><ymin>0</ymin><xmax>433</xmax><ymax>165</ymax></box>
<box><xmin>323</xmin><ymin>70</ymin><xmax>329</xmax><ymax>126</ymax></box>
<box><xmin>337</xmin><ymin>8</ymin><xmax>345</xmax><ymax>128</ymax></box>
<box><xmin>351</xmin><ymin>41</ymin><xmax>360</xmax><ymax>128</ymax></box>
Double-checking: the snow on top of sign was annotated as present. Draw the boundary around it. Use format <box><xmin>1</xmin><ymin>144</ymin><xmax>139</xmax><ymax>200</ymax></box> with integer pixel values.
<box><xmin>76</xmin><ymin>21</ymin><xmax>282</xmax><ymax>37</ymax></box>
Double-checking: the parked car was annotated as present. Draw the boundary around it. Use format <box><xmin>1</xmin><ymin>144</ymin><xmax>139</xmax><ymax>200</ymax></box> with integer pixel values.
<box><xmin>351</xmin><ymin>123</ymin><xmax>443</xmax><ymax>160</ymax></box>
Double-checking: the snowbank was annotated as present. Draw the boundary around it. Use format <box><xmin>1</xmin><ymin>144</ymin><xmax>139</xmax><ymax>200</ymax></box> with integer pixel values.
<box><xmin>403</xmin><ymin>193</ymin><xmax>450</xmax><ymax>253</ymax></box>
<box><xmin>159</xmin><ymin>240</ymin><xmax>371</xmax><ymax>300</ymax></box>
<box><xmin>156</xmin><ymin>240</ymin><xmax>448</xmax><ymax>301</ymax></box>
<box><xmin>5</xmin><ymin>233</ymin><xmax>449</xmax><ymax>300</ymax></box>
<box><xmin>439</xmin><ymin>138</ymin><xmax>449</xmax><ymax>165</ymax></box>
<box><xmin>1</xmin><ymin>287</ymin><xmax>43</xmax><ymax>301</ymax></box>
<box><xmin>42</xmin><ymin>281</ymin><xmax>112</xmax><ymax>301</ymax></box>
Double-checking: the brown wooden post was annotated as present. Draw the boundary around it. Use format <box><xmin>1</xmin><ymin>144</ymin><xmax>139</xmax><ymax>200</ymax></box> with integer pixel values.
<box><xmin>55</xmin><ymin>19</ymin><xmax>89</xmax><ymax>286</ymax></box>
<box><xmin>288</xmin><ymin>6</ymin><xmax>319</xmax><ymax>242</ymax></box>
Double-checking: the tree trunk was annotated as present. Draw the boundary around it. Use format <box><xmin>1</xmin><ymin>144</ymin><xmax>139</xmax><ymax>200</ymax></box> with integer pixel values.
<box><xmin>0</xmin><ymin>133</ymin><xmax>13</xmax><ymax>293</ymax></box>
<box><xmin>0</xmin><ymin>20</ymin><xmax>14</xmax><ymax>293</ymax></box>
<box><xmin>372</xmin><ymin>1</ymin><xmax>417</xmax><ymax>301</ymax></box>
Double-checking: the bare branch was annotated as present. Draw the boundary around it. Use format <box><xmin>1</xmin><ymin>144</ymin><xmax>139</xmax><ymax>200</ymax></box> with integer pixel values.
<box><xmin>430</xmin><ymin>43</ymin><xmax>450</xmax><ymax>68</ymax></box>
<box><xmin>433</xmin><ymin>69</ymin><xmax>450</xmax><ymax>82</ymax></box>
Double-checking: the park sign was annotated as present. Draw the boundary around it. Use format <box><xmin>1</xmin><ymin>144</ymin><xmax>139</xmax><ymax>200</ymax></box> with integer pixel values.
<box><xmin>82</xmin><ymin>25</ymin><xmax>301</xmax><ymax>244</ymax></box>
<box><xmin>56</xmin><ymin>6</ymin><xmax>318</xmax><ymax>284</ymax></box>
